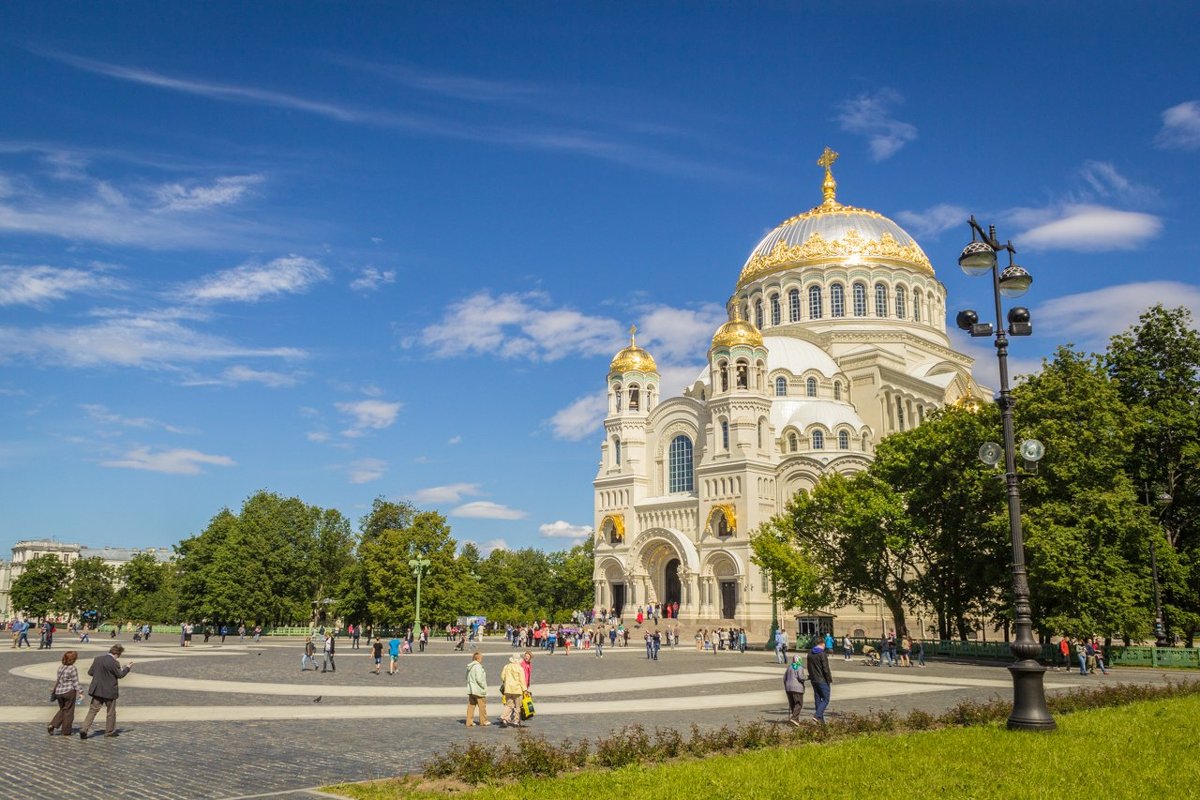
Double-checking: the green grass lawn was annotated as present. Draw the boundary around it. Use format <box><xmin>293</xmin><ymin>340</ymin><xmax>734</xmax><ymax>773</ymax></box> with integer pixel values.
<box><xmin>327</xmin><ymin>695</ymin><xmax>1200</xmax><ymax>799</ymax></box>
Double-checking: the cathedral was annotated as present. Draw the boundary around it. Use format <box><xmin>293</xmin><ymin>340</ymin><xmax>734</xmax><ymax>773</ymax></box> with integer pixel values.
<box><xmin>591</xmin><ymin>148</ymin><xmax>986</xmax><ymax>638</ymax></box>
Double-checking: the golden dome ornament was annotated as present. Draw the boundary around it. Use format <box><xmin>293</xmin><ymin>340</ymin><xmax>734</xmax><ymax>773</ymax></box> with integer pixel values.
<box><xmin>609</xmin><ymin>325</ymin><xmax>658</xmax><ymax>375</ymax></box>
<box><xmin>710</xmin><ymin>302</ymin><xmax>764</xmax><ymax>350</ymax></box>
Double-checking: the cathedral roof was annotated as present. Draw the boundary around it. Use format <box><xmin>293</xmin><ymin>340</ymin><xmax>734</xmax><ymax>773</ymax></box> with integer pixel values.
<box><xmin>736</xmin><ymin>147</ymin><xmax>933</xmax><ymax>290</ymax></box>
<box><xmin>609</xmin><ymin>325</ymin><xmax>657</xmax><ymax>375</ymax></box>
<box><xmin>772</xmin><ymin>398</ymin><xmax>869</xmax><ymax>433</ymax></box>
<box><xmin>710</xmin><ymin>304</ymin><xmax>763</xmax><ymax>350</ymax></box>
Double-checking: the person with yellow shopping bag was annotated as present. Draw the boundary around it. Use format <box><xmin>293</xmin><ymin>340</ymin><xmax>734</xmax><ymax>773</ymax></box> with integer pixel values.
<box><xmin>499</xmin><ymin>654</ymin><xmax>527</xmax><ymax>728</ymax></box>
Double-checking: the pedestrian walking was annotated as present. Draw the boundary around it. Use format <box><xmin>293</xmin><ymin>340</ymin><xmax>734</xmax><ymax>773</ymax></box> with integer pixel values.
<box><xmin>465</xmin><ymin>651</ymin><xmax>488</xmax><ymax>727</ymax></box>
<box><xmin>78</xmin><ymin>644</ymin><xmax>133</xmax><ymax>739</ymax></box>
<box><xmin>301</xmin><ymin>636</ymin><xmax>318</xmax><ymax>671</ymax></box>
<box><xmin>48</xmin><ymin>650</ymin><xmax>84</xmax><ymax>735</ymax></box>
<box><xmin>388</xmin><ymin>634</ymin><xmax>400</xmax><ymax>674</ymax></box>
<box><xmin>499</xmin><ymin>654</ymin><xmax>527</xmax><ymax>728</ymax></box>
<box><xmin>371</xmin><ymin>637</ymin><xmax>383</xmax><ymax>674</ymax></box>
<box><xmin>521</xmin><ymin>650</ymin><xmax>534</xmax><ymax>689</ymax></box>
<box><xmin>842</xmin><ymin>634</ymin><xmax>853</xmax><ymax>661</ymax></box>
<box><xmin>807</xmin><ymin>642</ymin><xmax>833</xmax><ymax>724</ymax></box>
<box><xmin>322</xmin><ymin>632</ymin><xmax>336</xmax><ymax>673</ymax></box>
<box><xmin>783</xmin><ymin>654</ymin><xmax>807</xmax><ymax>726</ymax></box>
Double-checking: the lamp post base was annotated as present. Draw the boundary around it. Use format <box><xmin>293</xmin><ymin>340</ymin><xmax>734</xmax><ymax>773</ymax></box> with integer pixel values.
<box><xmin>1007</xmin><ymin>660</ymin><xmax>1056</xmax><ymax>731</ymax></box>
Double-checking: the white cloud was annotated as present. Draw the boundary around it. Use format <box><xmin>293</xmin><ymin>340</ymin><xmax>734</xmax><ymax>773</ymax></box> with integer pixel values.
<box><xmin>636</xmin><ymin>303</ymin><xmax>727</xmax><ymax>363</ymax></box>
<box><xmin>155</xmin><ymin>174</ymin><xmax>263</xmax><ymax>211</ymax></box>
<box><xmin>221</xmin><ymin>365</ymin><xmax>303</xmax><ymax>388</ymax></box>
<box><xmin>895</xmin><ymin>204</ymin><xmax>970</xmax><ymax>240</ymax></box>
<box><xmin>1016</xmin><ymin>204</ymin><xmax>1162</xmax><ymax>251</ymax></box>
<box><xmin>412</xmin><ymin>483</ymin><xmax>480</xmax><ymax>504</ymax></box>
<box><xmin>306</xmin><ymin>431</ymin><xmax>330</xmax><ymax>443</ymax></box>
<box><xmin>0</xmin><ymin>311</ymin><xmax>305</xmax><ymax>368</ymax></box>
<box><xmin>1155</xmin><ymin>100</ymin><xmax>1200</xmax><ymax>150</ymax></box>
<box><xmin>178</xmin><ymin>256</ymin><xmax>329</xmax><ymax>304</ymax></box>
<box><xmin>447</xmin><ymin>435</ymin><xmax>462</xmax><ymax>445</ymax></box>
<box><xmin>836</xmin><ymin>89</ymin><xmax>918</xmax><ymax>161</ymax></box>
<box><xmin>539</xmin><ymin>520</ymin><xmax>592</xmax><ymax>540</ymax></box>
<box><xmin>348</xmin><ymin>457</ymin><xmax>387</xmax><ymax>484</ymax></box>
<box><xmin>100</xmin><ymin>446</ymin><xmax>235</xmax><ymax>475</ymax></box>
<box><xmin>416</xmin><ymin>291</ymin><xmax>623</xmax><ymax>361</ymax></box>
<box><xmin>82</xmin><ymin>403</ymin><xmax>185</xmax><ymax>433</ymax></box>
<box><xmin>1037</xmin><ymin>281</ymin><xmax>1200</xmax><ymax>343</ymax></box>
<box><xmin>549</xmin><ymin>393</ymin><xmax>607</xmax><ymax>441</ymax></box>
<box><xmin>1077</xmin><ymin>161</ymin><xmax>1156</xmax><ymax>206</ymax></box>
<box><xmin>451</xmin><ymin>501</ymin><xmax>527</xmax><ymax>520</ymax></box>
<box><xmin>349</xmin><ymin>266</ymin><xmax>397</xmax><ymax>293</ymax></box>
<box><xmin>464</xmin><ymin>538</ymin><xmax>509</xmax><ymax>556</ymax></box>
<box><xmin>336</xmin><ymin>398</ymin><xmax>402</xmax><ymax>437</ymax></box>
<box><xmin>0</xmin><ymin>264</ymin><xmax>123</xmax><ymax>306</ymax></box>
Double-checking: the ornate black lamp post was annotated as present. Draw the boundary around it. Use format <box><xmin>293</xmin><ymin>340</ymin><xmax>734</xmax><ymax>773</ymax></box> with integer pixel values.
<box><xmin>409</xmin><ymin>557</ymin><xmax>431</xmax><ymax>634</ymax></box>
<box><xmin>1152</xmin><ymin>492</ymin><xmax>1171</xmax><ymax>647</ymax></box>
<box><xmin>956</xmin><ymin>216</ymin><xmax>1055</xmax><ymax>732</ymax></box>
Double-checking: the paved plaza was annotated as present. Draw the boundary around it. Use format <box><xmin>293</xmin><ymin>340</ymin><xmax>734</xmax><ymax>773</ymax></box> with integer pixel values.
<box><xmin>1</xmin><ymin>635</ymin><xmax>1192</xmax><ymax>799</ymax></box>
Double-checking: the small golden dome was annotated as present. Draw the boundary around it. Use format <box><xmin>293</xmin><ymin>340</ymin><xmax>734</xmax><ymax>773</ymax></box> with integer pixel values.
<box><xmin>711</xmin><ymin>303</ymin><xmax>764</xmax><ymax>350</ymax></box>
<box><xmin>609</xmin><ymin>325</ymin><xmax>657</xmax><ymax>374</ymax></box>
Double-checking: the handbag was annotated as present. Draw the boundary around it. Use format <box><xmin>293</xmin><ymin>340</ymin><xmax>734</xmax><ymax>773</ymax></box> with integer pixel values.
<box><xmin>520</xmin><ymin>691</ymin><xmax>536</xmax><ymax>720</ymax></box>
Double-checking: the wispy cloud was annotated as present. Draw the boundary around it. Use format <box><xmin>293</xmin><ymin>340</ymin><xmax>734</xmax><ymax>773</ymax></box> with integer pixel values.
<box><xmin>836</xmin><ymin>89</ymin><xmax>918</xmax><ymax>161</ymax></box>
<box><xmin>539</xmin><ymin>520</ymin><xmax>592</xmax><ymax>540</ymax></box>
<box><xmin>220</xmin><ymin>365</ymin><xmax>304</xmax><ymax>387</ymax></box>
<box><xmin>100</xmin><ymin>446</ymin><xmax>235</xmax><ymax>475</ymax></box>
<box><xmin>549</xmin><ymin>393</ymin><xmax>607</xmax><ymax>441</ymax></box>
<box><xmin>1155</xmin><ymin>100</ymin><xmax>1200</xmax><ymax>150</ymax></box>
<box><xmin>412</xmin><ymin>483</ymin><xmax>480</xmax><ymax>505</ymax></box>
<box><xmin>155</xmin><ymin>174</ymin><xmax>263</xmax><ymax>211</ymax></box>
<box><xmin>348</xmin><ymin>457</ymin><xmax>387</xmax><ymax>484</ymax></box>
<box><xmin>451</xmin><ymin>501</ymin><xmax>527</xmax><ymax>520</ymax></box>
<box><xmin>1037</xmin><ymin>281</ymin><xmax>1200</xmax><ymax>343</ymax></box>
<box><xmin>447</xmin><ymin>435</ymin><xmax>462</xmax><ymax>445</ymax></box>
<box><xmin>415</xmin><ymin>291</ymin><xmax>623</xmax><ymax>361</ymax></box>
<box><xmin>82</xmin><ymin>403</ymin><xmax>185</xmax><ymax>433</ymax></box>
<box><xmin>177</xmin><ymin>256</ymin><xmax>329</xmax><ymax>304</ymax></box>
<box><xmin>1013</xmin><ymin>204</ymin><xmax>1161</xmax><ymax>251</ymax></box>
<box><xmin>349</xmin><ymin>266</ymin><xmax>396</xmax><ymax>293</ymax></box>
<box><xmin>336</xmin><ymin>398</ymin><xmax>402</xmax><ymax>437</ymax></box>
<box><xmin>895</xmin><ymin>204</ymin><xmax>970</xmax><ymax>240</ymax></box>
<box><xmin>1076</xmin><ymin>161</ymin><xmax>1157</xmax><ymax>206</ymax></box>
<box><xmin>463</xmin><ymin>537</ymin><xmax>509</xmax><ymax>556</ymax></box>
<box><xmin>0</xmin><ymin>310</ymin><xmax>305</xmax><ymax>368</ymax></box>
<box><xmin>0</xmin><ymin>264</ymin><xmax>123</xmax><ymax>307</ymax></box>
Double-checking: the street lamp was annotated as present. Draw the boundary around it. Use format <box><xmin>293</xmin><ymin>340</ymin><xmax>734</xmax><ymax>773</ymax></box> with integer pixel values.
<box><xmin>409</xmin><ymin>557</ymin><xmax>431</xmax><ymax>635</ymax></box>
<box><xmin>1151</xmin><ymin>492</ymin><xmax>1171</xmax><ymax>648</ymax></box>
<box><xmin>956</xmin><ymin>216</ymin><xmax>1055</xmax><ymax>732</ymax></box>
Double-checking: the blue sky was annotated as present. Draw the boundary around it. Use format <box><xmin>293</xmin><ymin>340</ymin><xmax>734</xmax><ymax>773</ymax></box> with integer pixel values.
<box><xmin>2</xmin><ymin>2</ymin><xmax>1198</xmax><ymax>557</ymax></box>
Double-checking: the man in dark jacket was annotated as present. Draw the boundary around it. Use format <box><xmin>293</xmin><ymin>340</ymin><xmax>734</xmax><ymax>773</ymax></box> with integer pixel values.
<box><xmin>79</xmin><ymin>644</ymin><xmax>133</xmax><ymax>739</ymax></box>
<box><xmin>807</xmin><ymin>643</ymin><xmax>833</xmax><ymax>723</ymax></box>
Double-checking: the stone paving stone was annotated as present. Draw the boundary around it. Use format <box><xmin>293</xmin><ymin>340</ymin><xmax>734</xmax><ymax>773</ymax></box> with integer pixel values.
<box><xmin>2</xmin><ymin>638</ymin><xmax>1194</xmax><ymax>799</ymax></box>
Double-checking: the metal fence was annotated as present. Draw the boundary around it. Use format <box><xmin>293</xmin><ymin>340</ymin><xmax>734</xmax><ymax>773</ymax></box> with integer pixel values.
<box><xmin>817</xmin><ymin>637</ymin><xmax>1200</xmax><ymax>669</ymax></box>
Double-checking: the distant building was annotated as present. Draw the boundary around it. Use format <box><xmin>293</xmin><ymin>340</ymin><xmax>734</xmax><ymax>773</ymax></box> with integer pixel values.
<box><xmin>1</xmin><ymin>539</ymin><xmax>172</xmax><ymax>618</ymax></box>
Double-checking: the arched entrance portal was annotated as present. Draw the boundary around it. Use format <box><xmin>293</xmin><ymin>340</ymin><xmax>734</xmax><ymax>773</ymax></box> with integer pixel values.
<box><xmin>664</xmin><ymin>558</ymin><xmax>681</xmax><ymax>608</ymax></box>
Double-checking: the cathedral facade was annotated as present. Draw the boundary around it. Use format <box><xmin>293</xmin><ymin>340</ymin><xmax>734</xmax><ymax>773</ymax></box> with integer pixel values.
<box><xmin>591</xmin><ymin>149</ymin><xmax>985</xmax><ymax>637</ymax></box>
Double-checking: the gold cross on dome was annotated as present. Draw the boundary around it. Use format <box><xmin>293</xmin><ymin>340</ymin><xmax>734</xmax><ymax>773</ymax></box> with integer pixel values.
<box><xmin>817</xmin><ymin>146</ymin><xmax>839</xmax><ymax>172</ymax></box>
<box><xmin>629</xmin><ymin>324</ymin><xmax>637</xmax><ymax>346</ymax></box>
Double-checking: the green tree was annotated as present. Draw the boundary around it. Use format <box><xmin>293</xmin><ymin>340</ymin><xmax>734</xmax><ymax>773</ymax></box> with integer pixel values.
<box><xmin>1015</xmin><ymin>346</ymin><xmax>1158</xmax><ymax>640</ymax></box>
<box><xmin>67</xmin><ymin>556</ymin><xmax>116</xmax><ymax>623</ymax></box>
<box><xmin>871</xmin><ymin>404</ymin><xmax>1008</xmax><ymax>640</ymax></box>
<box><xmin>114</xmin><ymin>553</ymin><xmax>178</xmax><ymax>623</ymax></box>
<box><xmin>750</xmin><ymin>518</ymin><xmax>829</xmax><ymax>614</ymax></box>
<box><xmin>1107</xmin><ymin>304</ymin><xmax>1200</xmax><ymax>642</ymax></box>
<box><xmin>548</xmin><ymin>538</ymin><xmax>596</xmax><ymax>615</ymax></box>
<box><xmin>10</xmin><ymin>554</ymin><xmax>70</xmax><ymax>618</ymax></box>
<box><xmin>359</xmin><ymin>509</ymin><xmax>469</xmax><ymax>625</ymax></box>
<box><xmin>786</xmin><ymin>471</ymin><xmax>920</xmax><ymax>635</ymax></box>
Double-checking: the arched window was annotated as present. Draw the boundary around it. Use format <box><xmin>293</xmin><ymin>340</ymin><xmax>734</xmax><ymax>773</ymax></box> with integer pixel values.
<box><xmin>788</xmin><ymin>433</ymin><xmax>798</xmax><ymax>453</ymax></box>
<box><xmin>721</xmin><ymin>419</ymin><xmax>730</xmax><ymax>450</ymax></box>
<box><xmin>853</xmin><ymin>282</ymin><xmax>867</xmax><ymax>317</ymax></box>
<box><xmin>895</xmin><ymin>286</ymin><xmax>907</xmax><ymax>319</ymax></box>
<box><xmin>808</xmin><ymin>285</ymin><xmax>823</xmax><ymax>319</ymax></box>
<box><xmin>862</xmin><ymin>434</ymin><xmax>869</xmax><ymax>452</ymax></box>
<box><xmin>812</xmin><ymin>430</ymin><xmax>825</xmax><ymax>449</ymax></box>
<box><xmin>628</xmin><ymin>384</ymin><xmax>640</xmax><ymax>411</ymax></box>
<box><xmin>806</xmin><ymin>377</ymin><xmax>817</xmax><ymax>397</ymax></box>
<box><xmin>757</xmin><ymin>417</ymin><xmax>767</xmax><ymax>449</ymax></box>
<box><xmin>735</xmin><ymin>360</ymin><xmax>749</xmax><ymax>389</ymax></box>
<box><xmin>668</xmin><ymin>436</ymin><xmax>694</xmax><ymax>493</ymax></box>
<box><xmin>614</xmin><ymin>437</ymin><xmax>622</xmax><ymax>465</ymax></box>
<box><xmin>896</xmin><ymin>396</ymin><xmax>906</xmax><ymax>431</ymax></box>
<box><xmin>719</xmin><ymin>361</ymin><xmax>729</xmax><ymax>392</ymax></box>
<box><xmin>838</xmin><ymin>430</ymin><xmax>850</xmax><ymax>450</ymax></box>
<box><xmin>875</xmin><ymin>283</ymin><xmax>888</xmax><ymax>317</ymax></box>
<box><xmin>834</xmin><ymin>381</ymin><xmax>842</xmax><ymax>400</ymax></box>
<box><xmin>754</xmin><ymin>300</ymin><xmax>764</xmax><ymax>329</ymax></box>
<box><xmin>913</xmin><ymin>289</ymin><xmax>923</xmax><ymax>322</ymax></box>
<box><xmin>775</xmin><ymin>376</ymin><xmax>787</xmax><ymax>396</ymax></box>
<box><xmin>770</xmin><ymin>294</ymin><xmax>781</xmax><ymax>326</ymax></box>
<box><xmin>613</xmin><ymin>383</ymin><xmax>622</xmax><ymax>412</ymax></box>
<box><xmin>788</xmin><ymin>289</ymin><xmax>801</xmax><ymax>322</ymax></box>
<box><xmin>831</xmin><ymin>284</ymin><xmax>845</xmax><ymax>317</ymax></box>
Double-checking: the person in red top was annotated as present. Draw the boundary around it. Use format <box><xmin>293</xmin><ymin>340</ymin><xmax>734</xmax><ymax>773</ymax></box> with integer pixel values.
<box><xmin>1058</xmin><ymin>637</ymin><xmax>1070</xmax><ymax>670</ymax></box>
<box><xmin>521</xmin><ymin>650</ymin><xmax>533</xmax><ymax>687</ymax></box>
